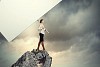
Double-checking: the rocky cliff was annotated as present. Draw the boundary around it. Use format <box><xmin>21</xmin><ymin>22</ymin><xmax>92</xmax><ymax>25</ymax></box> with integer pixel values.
<box><xmin>11</xmin><ymin>49</ymin><xmax>52</xmax><ymax>67</ymax></box>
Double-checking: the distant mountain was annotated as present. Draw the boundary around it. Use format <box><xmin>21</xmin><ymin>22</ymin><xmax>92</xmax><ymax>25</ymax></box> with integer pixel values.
<box><xmin>0</xmin><ymin>32</ymin><xmax>8</xmax><ymax>44</ymax></box>
<box><xmin>12</xmin><ymin>49</ymin><xmax>52</xmax><ymax>67</ymax></box>
<box><xmin>0</xmin><ymin>32</ymin><xmax>8</xmax><ymax>41</ymax></box>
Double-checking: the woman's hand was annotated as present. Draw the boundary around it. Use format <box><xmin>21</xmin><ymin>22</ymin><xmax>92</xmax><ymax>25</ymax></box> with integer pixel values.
<box><xmin>45</xmin><ymin>29</ymin><xmax>49</xmax><ymax>33</ymax></box>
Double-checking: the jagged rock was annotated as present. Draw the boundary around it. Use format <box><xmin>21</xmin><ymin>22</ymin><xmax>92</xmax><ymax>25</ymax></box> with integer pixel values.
<box><xmin>11</xmin><ymin>49</ymin><xmax>52</xmax><ymax>67</ymax></box>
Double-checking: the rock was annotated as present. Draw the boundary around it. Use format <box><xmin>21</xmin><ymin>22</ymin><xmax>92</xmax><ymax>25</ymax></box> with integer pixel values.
<box><xmin>11</xmin><ymin>49</ymin><xmax>52</xmax><ymax>67</ymax></box>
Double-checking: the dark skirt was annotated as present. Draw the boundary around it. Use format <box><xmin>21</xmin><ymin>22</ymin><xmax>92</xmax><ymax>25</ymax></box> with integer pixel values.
<box><xmin>39</xmin><ymin>33</ymin><xmax>44</xmax><ymax>42</ymax></box>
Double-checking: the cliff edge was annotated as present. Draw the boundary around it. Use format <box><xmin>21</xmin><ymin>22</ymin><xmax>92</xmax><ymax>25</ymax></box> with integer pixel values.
<box><xmin>11</xmin><ymin>49</ymin><xmax>52</xmax><ymax>67</ymax></box>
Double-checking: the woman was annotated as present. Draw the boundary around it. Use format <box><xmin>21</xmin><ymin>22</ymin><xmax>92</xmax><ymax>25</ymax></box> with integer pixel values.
<box><xmin>37</xmin><ymin>19</ymin><xmax>49</xmax><ymax>50</ymax></box>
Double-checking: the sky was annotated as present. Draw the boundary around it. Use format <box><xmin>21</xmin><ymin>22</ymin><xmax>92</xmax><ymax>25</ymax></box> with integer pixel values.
<box><xmin>0</xmin><ymin>0</ymin><xmax>100</xmax><ymax>67</ymax></box>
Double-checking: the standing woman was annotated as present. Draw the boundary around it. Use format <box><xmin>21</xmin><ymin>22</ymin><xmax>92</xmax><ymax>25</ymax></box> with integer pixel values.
<box><xmin>37</xmin><ymin>19</ymin><xmax>49</xmax><ymax>50</ymax></box>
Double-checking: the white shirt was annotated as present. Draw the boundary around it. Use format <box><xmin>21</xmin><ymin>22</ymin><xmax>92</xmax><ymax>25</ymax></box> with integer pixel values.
<box><xmin>38</xmin><ymin>23</ymin><xmax>46</xmax><ymax>34</ymax></box>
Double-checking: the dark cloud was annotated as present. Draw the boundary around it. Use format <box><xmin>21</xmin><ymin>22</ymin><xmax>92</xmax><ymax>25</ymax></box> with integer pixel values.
<box><xmin>0</xmin><ymin>33</ymin><xmax>19</xmax><ymax>67</ymax></box>
<box><xmin>0</xmin><ymin>43</ymin><xmax>11</xmax><ymax>67</ymax></box>
<box><xmin>43</xmin><ymin>0</ymin><xmax>100</xmax><ymax>66</ymax></box>
<box><xmin>43</xmin><ymin>0</ymin><xmax>94</xmax><ymax>41</ymax></box>
<box><xmin>42</xmin><ymin>0</ymin><xmax>100</xmax><ymax>46</ymax></box>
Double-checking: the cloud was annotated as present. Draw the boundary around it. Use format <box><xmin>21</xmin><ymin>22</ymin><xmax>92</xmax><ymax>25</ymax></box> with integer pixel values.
<box><xmin>43</xmin><ymin>0</ymin><xmax>100</xmax><ymax>66</ymax></box>
<box><xmin>43</xmin><ymin>0</ymin><xmax>94</xmax><ymax>41</ymax></box>
<box><xmin>47</xmin><ymin>32</ymin><xmax>100</xmax><ymax>67</ymax></box>
<box><xmin>40</xmin><ymin>0</ymin><xmax>100</xmax><ymax>52</ymax></box>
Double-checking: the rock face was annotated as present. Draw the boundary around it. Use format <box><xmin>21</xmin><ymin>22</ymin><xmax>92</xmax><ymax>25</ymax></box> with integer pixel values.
<box><xmin>11</xmin><ymin>49</ymin><xmax>52</xmax><ymax>67</ymax></box>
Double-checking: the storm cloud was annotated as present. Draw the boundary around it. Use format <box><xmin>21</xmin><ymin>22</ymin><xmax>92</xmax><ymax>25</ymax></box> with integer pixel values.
<box><xmin>43</xmin><ymin>0</ymin><xmax>99</xmax><ymax>41</ymax></box>
<box><xmin>43</xmin><ymin>0</ymin><xmax>100</xmax><ymax>66</ymax></box>
<box><xmin>36</xmin><ymin>0</ymin><xmax>100</xmax><ymax>52</ymax></box>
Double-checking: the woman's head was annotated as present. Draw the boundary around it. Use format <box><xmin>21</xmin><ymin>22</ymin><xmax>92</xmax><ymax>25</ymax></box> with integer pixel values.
<box><xmin>40</xmin><ymin>19</ymin><xmax>44</xmax><ymax>23</ymax></box>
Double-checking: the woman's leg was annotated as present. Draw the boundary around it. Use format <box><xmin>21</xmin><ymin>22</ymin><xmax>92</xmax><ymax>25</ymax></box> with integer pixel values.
<box><xmin>37</xmin><ymin>33</ymin><xmax>41</xmax><ymax>50</ymax></box>
<box><xmin>37</xmin><ymin>41</ymin><xmax>41</xmax><ymax>50</ymax></box>
<box><xmin>37</xmin><ymin>33</ymin><xmax>45</xmax><ymax>50</ymax></box>
<box><xmin>41</xmin><ymin>41</ymin><xmax>45</xmax><ymax>50</ymax></box>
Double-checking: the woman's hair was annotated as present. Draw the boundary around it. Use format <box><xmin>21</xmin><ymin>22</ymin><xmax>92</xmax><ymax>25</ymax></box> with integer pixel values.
<box><xmin>40</xmin><ymin>19</ymin><xmax>43</xmax><ymax>23</ymax></box>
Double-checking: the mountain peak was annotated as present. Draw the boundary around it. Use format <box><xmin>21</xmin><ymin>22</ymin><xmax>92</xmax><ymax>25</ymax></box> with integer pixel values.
<box><xmin>12</xmin><ymin>49</ymin><xmax>52</xmax><ymax>67</ymax></box>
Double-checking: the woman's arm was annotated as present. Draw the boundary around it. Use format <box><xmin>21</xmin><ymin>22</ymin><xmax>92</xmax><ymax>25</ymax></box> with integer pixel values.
<box><xmin>45</xmin><ymin>29</ymin><xmax>49</xmax><ymax>33</ymax></box>
<box><xmin>43</xmin><ymin>24</ymin><xmax>49</xmax><ymax>33</ymax></box>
